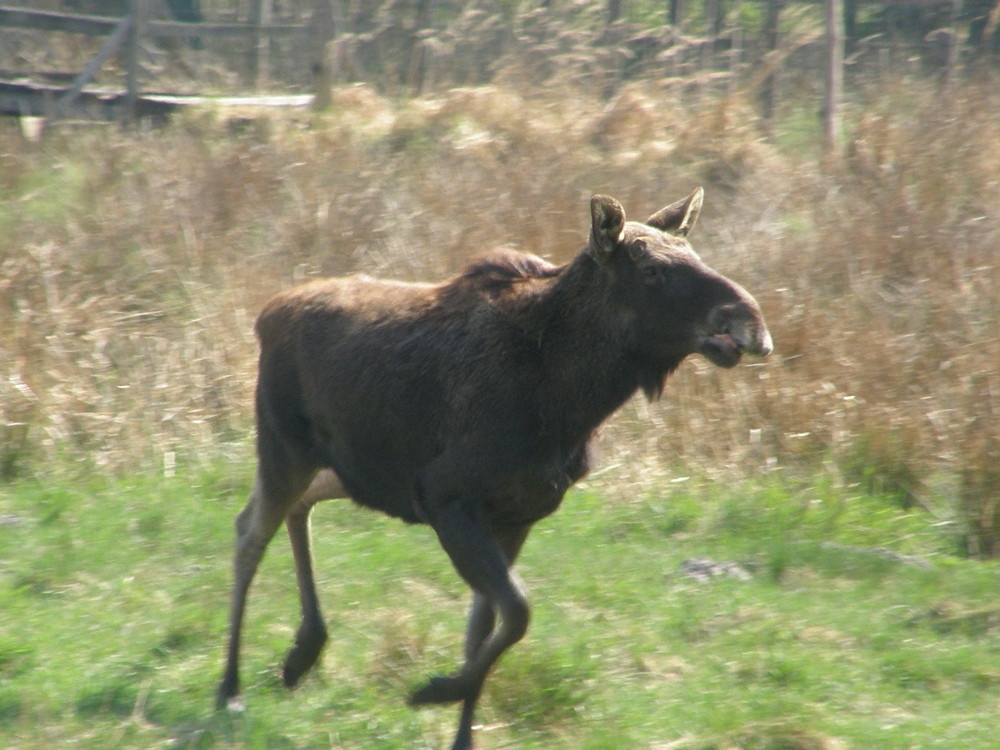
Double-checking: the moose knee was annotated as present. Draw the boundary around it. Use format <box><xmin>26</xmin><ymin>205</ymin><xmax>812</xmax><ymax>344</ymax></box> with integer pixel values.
<box><xmin>234</xmin><ymin>502</ymin><xmax>253</xmax><ymax>538</ymax></box>
<box><xmin>499</xmin><ymin>590</ymin><xmax>531</xmax><ymax>644</ymax></box>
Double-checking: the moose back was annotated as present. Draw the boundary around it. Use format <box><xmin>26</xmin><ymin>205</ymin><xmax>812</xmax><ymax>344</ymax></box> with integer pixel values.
<box><xmin>217</xmin><ymin>189</ymin><xmax>772</xmax><ymax>750</ymax></box>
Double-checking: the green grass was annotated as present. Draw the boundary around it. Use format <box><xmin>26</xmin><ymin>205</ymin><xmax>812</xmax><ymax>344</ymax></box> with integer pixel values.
<box><xmin>1</xmin><ymin>465</ymin><xmax>999</xmax><ymax>749</ymax></box>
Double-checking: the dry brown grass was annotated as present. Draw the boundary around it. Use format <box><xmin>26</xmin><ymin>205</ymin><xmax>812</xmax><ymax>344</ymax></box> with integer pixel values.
<box><xmin>1</xmin><ymin>73</ymin><xmax>997</xmax><ymax>553</ymax></box>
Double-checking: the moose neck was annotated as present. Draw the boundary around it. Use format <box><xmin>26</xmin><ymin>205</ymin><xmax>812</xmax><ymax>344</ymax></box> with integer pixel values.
<box><xmin>524</xmin><ymin>252</ymin><xmax>681</xmax><ymax>446</ymax></box>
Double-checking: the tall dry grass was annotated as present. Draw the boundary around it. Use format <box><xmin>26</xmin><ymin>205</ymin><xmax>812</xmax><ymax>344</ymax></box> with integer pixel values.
<box><xmin>1</xmin><ymin>72</ymin><xmax>997</xmax><ymax>553</ymax></box>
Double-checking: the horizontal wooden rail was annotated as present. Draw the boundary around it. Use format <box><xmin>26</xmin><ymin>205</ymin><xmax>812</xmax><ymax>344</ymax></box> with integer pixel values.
<box><xmin>0</xmin><ymin>7</ymin><xmax>119</xmax><ymax>36</ymax></box>
<box><xmin>0</xmin><ymin>6</ymin><xmax>306</xmax><ymax>40</ymax></box>
<box><xmin>146</xmin><ymin>20</ymin><xmax>306</xmax><ymax>40</ymax></box>
<box><xmin>0</xmin><ymin>3</ymin><xmax>329</xmax><ymax>122</ymax></box>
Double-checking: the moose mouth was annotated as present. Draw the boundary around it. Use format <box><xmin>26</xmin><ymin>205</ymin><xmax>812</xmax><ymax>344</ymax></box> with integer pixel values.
<box><xmin>698</xmin><ymin>333</ymin><xmax>744</xmax><ymax>368</ymax></box>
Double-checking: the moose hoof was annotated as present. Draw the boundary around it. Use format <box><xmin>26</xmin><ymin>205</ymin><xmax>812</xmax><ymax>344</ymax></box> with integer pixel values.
<box><xmin>215</xmin><ymin>686</ymin><xmax>245</xmax><ymax>713</ymax></box>
<box><xmin>215</xmin><ymin>676</ymin><xmax>241</xmax><ymax>711</ymax></box>
<box><xmin>282</xmin><ymin>627</ymin><xmax>328</xmax><ymax>688</ymax></box>
<box><xmin>283</xmin><ymin>645</ymin><xmax>323</xmax><ymax>688</ymax></box>
<box><xmin>408</xmin><ymin>675</ymin><xmax>468</xmax><ymax>706</ymax></box>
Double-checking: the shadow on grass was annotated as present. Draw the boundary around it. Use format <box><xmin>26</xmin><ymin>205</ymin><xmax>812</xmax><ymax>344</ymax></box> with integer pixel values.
<box><xmin>667</xmin><ymin>721</ymin><xmax>844</xmax><ymax>750</ymax></box>
<box><xmin>166</xmin><ymin>710</ymin><xmax>284</xmax><ymax>750</ymax></box>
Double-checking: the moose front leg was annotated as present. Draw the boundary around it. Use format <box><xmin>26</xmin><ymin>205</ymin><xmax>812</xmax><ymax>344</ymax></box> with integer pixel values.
<box><xmin>410</xmin><ymin>506</ymin><xmax>532</xmax><ymax>750</ymax></box>
<box><xmin>463</xmin><ymin>523</ymin><xmax>532</xmax><ymax>663</ymax></box>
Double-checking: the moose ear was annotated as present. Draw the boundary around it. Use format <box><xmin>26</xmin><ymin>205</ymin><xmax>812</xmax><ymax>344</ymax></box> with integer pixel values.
<box><xmin>589</xmin><ymin>195</ymin><xmax>626</xmax><ymax>262</ymax></box>
<box><xmin>645</xmin><ymin>186</ymin><xmax>704</xmax><ymax>237</ymax></box>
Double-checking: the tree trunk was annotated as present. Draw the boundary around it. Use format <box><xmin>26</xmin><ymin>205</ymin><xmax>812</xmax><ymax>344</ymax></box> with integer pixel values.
<box><xmin>668</xmin><ymin>0</ymin><xmax>686</xmax><ymax>30</ymax></box>
<box><xmin>823</xmin><ymin>0</ymin><xmax>844</xmax><ymax>162</ymax></box>
<box><xmin>607</xmin><ymin>0</ymin><xmax>623</xmax><ymax>25</ymax></box>
<box><xmin>706</xmin><ymin>0</ymin><xmax>725</xmax><ymax>37</ymax></box>
<box><xmin>760</xmin><ymin>0</ymin><xmax>783</xmax><ymax>125</ymax></box>
<box><xmin>844</xmin><ymin>0</ymin><xmax>857</xmax><ymax>54</ymax></box>
<box><xmin>941</xmin><ymin>0</ymin><xmax>961</xmax><ymax>93</ymax></box>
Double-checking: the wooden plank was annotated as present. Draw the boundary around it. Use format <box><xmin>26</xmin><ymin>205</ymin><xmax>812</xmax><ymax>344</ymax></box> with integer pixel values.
<box><xmin>0</xmin><ymin>80</ymin><xmax>312</xmax><ymax>119</ymax></box>
<box><xmin>143</xmin><ymin>93</ymin><xmax>313</xmax><ymax>106</ymax></box>
<box><xmin>0</xmin><ymin>7</ymin><xmax>119</xmax><ymax>36</ymax></box>
<box><xmin>145</xmin><ymin>20</ymin><xmax>305</xmax><ymax>40</ymax></box>
<box><xmin>0</xmin><ymin>79</ymin><xmax>122</xmax><ymax>119</ymax></box>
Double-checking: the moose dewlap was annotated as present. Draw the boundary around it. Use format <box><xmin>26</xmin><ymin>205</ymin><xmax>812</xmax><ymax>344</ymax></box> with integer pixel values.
<box><xmin>217</xmin><ymin>188</ymin><xmax>772</xmax><ymax>750</ymax></box>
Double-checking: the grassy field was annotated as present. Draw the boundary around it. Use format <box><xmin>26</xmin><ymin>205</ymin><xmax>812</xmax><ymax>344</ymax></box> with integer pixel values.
<box><xmin>2</xmin><ymin>466</ymin><xmax>999</xmax><ymax>749</ymax></box>
<box><xmin>2</xmin><ymin>74</ymin><xmax>998</xmax><ymax>552</ymax></box>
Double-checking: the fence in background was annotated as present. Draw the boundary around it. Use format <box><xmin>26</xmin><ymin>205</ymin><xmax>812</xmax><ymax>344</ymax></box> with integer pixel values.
<box><xmin>0</xmin><ymin>0</ymin><xmax>332</xmax><ymax>120</ymax></box>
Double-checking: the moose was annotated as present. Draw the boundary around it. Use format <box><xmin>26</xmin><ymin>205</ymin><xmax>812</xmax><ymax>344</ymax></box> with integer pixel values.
<box><xmin>216</xmin><ymin>188</ymin><xmax>772</xmax><ymax>749</ymax></box>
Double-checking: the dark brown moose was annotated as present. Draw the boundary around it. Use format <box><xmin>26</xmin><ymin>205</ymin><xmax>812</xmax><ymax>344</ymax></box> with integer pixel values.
<box><xmin>217</xmin><ymin>188</ymin><xmax>772</xmax><ymax>749</ymax></box>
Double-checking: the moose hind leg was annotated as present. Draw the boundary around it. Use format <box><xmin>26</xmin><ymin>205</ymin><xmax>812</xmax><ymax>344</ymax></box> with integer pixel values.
<box><xmin>282</xmin><ymin>469</ymin><xmax>347</xmax><ymax>688</ymax></box>
<box><xmin>216</xmin><ymin>476</ymin><xmax>295</xmax><ymax>709</ymax></box>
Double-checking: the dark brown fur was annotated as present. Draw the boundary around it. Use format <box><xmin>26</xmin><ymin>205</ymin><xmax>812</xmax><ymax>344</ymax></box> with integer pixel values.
<box><xmin>217</xmin><ymin>189</ymin><xmax>771</xmax><ymax>750</ymax></box>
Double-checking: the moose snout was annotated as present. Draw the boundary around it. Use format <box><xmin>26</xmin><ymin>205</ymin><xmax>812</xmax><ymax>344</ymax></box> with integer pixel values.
<box><xmin>698</xmin><ymin>299</ymin><xmax>772</xmax><ymax>368</ymax></box>
<box><xmin>739</xmin><ymin>322</ymin><xmax>773</xmax><ymax>357</ymax></box>
<box><xmin>724</xmin><ymin>312</ymin><xmax>772</xmax><ymax>358</ymax></box>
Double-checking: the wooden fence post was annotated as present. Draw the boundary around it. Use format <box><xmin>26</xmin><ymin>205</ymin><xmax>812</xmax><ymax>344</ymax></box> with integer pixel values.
<box><xmin>309</xmin><ymin>0</ymin><xmax>334</xmax><ymax>110</ymax></box>
<box><xmin>124</xmin><ymin>0</ymin><xmax>149</xmax><ymax>121</ymax></box>
<box><xmin>250</xmin><ymin>0</ymin><xmax>272</xmax><ymax>91</ymax></box>
<box><xmin>823</xmin><ymin>0</ymin><xmax>844</xmax><ymax>162</ymax></box>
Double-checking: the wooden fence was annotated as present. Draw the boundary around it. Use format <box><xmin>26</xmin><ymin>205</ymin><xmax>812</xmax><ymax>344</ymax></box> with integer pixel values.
<box><xmin>0</xmin><ymin>0</ymin><xmax>986</xmax><ymax>142</ymax></box>
<box><xmin>0</xmin><ymin>0</ymin><xmax>332</xmax><ymax>120</ymax></box>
